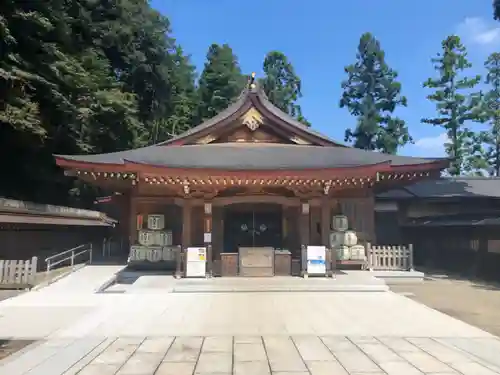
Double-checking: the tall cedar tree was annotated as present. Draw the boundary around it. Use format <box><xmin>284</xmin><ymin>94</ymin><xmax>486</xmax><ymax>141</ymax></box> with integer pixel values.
<box><xmin>479</xmin><ymin>53</ymin><xmax>500</xmax><ymax>176</ymax></box>
<box><xmin>340</xmin><ymin>32</ymin><xmax>411</xmax><ymax>154</ymax></box>
<box><xmin>197</xmin><ymin>44</ymin><xmax>245</xmax><ymax>121</ymax></box>
<box><xmin>0</xmin><ymin>0</ymin><xmax>192</xmax><ymax>205</ymax></box>
<box><xmin>150</xmin><ymin>46</ymin><xmax>198</xmax><ymax>143</ymax></box>
<box><xmin>260</xmin><ymin>51</ymin><xmax>311</xmax><ymax>126</ymax></box>
<box><xmin>494</xmin><ymin>0</ymin><xmax>500</xmax><ymax>20</ymax></box>
<box><xmin>422</xmin><ymin>35</ymin><xmax>482</xmax><ymax>176</ymax></box>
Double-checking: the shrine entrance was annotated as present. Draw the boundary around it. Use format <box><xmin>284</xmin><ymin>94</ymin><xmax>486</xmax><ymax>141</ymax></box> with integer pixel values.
<box><xmin>223</xmin><ymin>203</ymin><xmax>283</xmax><ymax>253</ymax></box>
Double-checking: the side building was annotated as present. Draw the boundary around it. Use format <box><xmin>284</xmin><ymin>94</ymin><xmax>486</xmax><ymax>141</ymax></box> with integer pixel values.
<box><xmin>377</xmin><ymin>177</ymin><xmax>500</xmax><ymax>280</ymax></box>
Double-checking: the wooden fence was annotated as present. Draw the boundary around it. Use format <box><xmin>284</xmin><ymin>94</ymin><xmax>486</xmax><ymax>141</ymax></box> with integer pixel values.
<box><xmin>367</xmin><ymin>243</ymin><xmax>414</xmax><ymax>271</ymax></box>
<box><xmin>0</xmin><ymin>257</ymin><xmax>38</xmax><ymax>287</ymax></box>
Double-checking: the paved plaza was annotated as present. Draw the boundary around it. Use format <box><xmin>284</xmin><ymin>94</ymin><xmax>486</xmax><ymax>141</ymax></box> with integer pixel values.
<box><xmin>1</xmin><ymin>268</ymin><xmax>500</xmax><ymax>374</ymax></box>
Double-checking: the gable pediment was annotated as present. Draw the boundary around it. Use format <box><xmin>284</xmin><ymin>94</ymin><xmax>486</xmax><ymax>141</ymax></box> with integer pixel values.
<box><xmin>161</xmin><ymin>83</ymin><xmax>343</xmax><ymax>147</ymax></box>
<box><xmin>193</xmin><ymin>106</ymin><xmax>313</xmax><ymax>145</ymax></box>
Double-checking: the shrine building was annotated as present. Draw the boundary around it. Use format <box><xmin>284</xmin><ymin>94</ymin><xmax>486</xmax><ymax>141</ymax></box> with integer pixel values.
<box><xmin>54</xmin><ymin>76</ymin><xmax>448</xmax><ymax>276</ymax></box>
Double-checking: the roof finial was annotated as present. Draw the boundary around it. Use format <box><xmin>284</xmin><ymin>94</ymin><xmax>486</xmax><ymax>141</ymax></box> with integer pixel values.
<box><xmin>248</xmin><ymin>72</ymin><xmax>256</xmax><ymax>90</ymax></box>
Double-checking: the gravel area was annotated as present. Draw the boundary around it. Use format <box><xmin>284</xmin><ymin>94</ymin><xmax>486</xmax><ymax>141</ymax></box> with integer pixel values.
<box><xmin>389</xmin><ymin>274</ymin><xmax>500</xmax><ymax>337</ymax></box>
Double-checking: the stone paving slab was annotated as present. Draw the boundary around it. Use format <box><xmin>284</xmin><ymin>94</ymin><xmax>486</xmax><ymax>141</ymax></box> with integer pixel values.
<box><xmin>2</xmin><ymin>335</ymin><xmax>500</xmax><ymax>375</ymax></box>
<box><xmin>0</xmin><ymin>291</ymin><xmax>492</xmax><ymax>339</ymax></box>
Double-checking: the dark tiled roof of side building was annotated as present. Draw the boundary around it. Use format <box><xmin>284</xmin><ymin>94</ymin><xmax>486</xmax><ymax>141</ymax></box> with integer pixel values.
<box><xmin>378</xmin><ymin>177</ymin><xmax>500</xmax><ymax>199</ymax></box>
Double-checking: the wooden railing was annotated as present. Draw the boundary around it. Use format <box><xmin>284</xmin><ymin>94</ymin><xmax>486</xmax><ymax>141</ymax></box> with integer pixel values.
<box><xmin>0</xmin><ymin>257</ymin><xmax>38</xmax><ymax>287</ymax></box>
<box><xmin>367</xmin><ymin>243</ymin><xmax>414</xmax><ymax>271</ymax></box>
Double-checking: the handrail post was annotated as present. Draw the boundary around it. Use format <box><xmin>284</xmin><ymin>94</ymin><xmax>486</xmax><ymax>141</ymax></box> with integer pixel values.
<box><xmin>367</xmin><ymin>242</ymin><xmax>373</xmax><ymax>271</ymax></box>
<box><xmin>89</xmin><ymin>243</ymin><xmax>93</xmax><ymax>264</ymax></box>
<box><xmin>409</xmin><ymin>243</ymin><xmax>414</xmax><ymax>271</ymax></box>
<box><xmin>45</xmin><ymin>260</ymin><xmax>51</xmax><ymax>280</ymax></box>
<box><xmin>71</xmin><ymin>250</ymin><xmax>75</xmax><ymax>267</ymax></box>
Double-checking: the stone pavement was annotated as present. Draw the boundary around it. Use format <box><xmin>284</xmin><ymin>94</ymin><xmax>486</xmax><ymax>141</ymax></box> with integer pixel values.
<box><xmin>2</xmin><ymin>273</ymin><xmax>500</xmax><ymax>374</ymax></box>
<box><xmin>0</xmin><ymin>291</ymin><xmax>492</xmax><ymax>338</ymax></box>
<box><xmin>2</xmin><ymin>335</ymin><xmax>500</xmax><ymax>374</ymax></box>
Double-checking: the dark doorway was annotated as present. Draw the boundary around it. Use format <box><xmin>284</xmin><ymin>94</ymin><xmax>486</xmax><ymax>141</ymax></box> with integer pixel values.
<box><xmin>223</xmin><ymin>204</ymin><xmax>283</xmax><ymax>252</ymax></box>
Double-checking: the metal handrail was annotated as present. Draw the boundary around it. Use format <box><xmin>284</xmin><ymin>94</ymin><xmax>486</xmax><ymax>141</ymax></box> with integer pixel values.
<box><xmin>45</xmin><ymin>243</ymin><xmax>93</xmax><ymax>276</ymax></box>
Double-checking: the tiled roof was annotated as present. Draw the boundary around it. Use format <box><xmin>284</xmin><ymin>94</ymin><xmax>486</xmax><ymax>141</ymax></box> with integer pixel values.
<box><xmin>55</xmin><ymin>143</ymin><xmax>445</xmax><ymax>170</ymax></box>
<box><xmin>378</xmin><ymin>177</ymin><xmax>500</xmax><ymax>199</ymax></box>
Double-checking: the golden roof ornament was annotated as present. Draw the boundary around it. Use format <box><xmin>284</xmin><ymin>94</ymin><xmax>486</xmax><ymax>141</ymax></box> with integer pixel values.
<box><xmin>249</xmin><ymin>72</ymin><xmax>256</xmax><ymax>90</ymax></box>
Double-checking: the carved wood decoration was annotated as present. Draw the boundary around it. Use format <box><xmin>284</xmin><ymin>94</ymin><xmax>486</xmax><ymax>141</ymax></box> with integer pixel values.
<box><xmin>290</xmin><ymin>136</ymin><xmax>312</xmax><ymax>145</ymax></box>
<box><xmin>221</xmin><ymin>128</ymin><xmax>284</xmax><ymax>143</ymax></box>
<box><xmin>241</xmin><ymin>107</ymin><xmax>264</xmax><ymax>131</ymax></box>
<box><xmin>195</xmin><ymin>135</ymin><xmax>217</xmax><ymax>144</ymax></box>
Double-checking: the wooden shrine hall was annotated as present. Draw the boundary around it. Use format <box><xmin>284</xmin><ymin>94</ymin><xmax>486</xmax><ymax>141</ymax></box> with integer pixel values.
<box><xmin>54</xmin><ymin>74</ymin><xmax>448</xmax><ymax>277</ymax></box>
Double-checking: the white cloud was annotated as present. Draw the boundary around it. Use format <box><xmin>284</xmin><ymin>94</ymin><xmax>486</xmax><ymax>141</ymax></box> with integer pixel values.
<box><xmin>414</xmin><ymin>132</ymin><xmax>449</xmax><ymax>152</ymax></box>
<box><xmin>456</xmin><ymin>17</ymin><xmax>500</xmax><ymax>46</ymax></box>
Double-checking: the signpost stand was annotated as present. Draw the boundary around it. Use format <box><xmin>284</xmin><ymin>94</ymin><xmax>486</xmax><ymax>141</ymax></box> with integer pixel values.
<box><xmin>305</xmin><ymin>245</ymin><xmax>327</xmax><ymax>277</ymax></box>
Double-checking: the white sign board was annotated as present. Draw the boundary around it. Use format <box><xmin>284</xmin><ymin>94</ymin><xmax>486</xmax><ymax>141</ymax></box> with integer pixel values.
<box><xmin>203</xmin><ymin>232</ymin><xmax>212</xmax><ymax>243</ymax></box>
<box><xmin>185</xmin><ymin>247</ymin><xmax>207</xmax><ymax>277</ymax></box>
<box><xmin>306</xmin><ymin>246</ymin><xmax>326</xmax><ymax>275</ymax></box>
<box><xmin>186</xmin><ymin>247</ymin><xmax>206</xmax><ymax>262</ymax></box>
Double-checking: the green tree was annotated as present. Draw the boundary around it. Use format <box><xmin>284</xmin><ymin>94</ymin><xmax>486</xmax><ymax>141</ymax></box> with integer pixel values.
<box><xmin>0</xmin><ymin>0</ymin><xmax>189</xmax><ymax>205</ymax></box>
<box><xmin>151</xmin><ymin>46</ymin><xmax>198</xmax><ymax>142</ymax></box>
<box><xmin>422</xmin><ymin>35</ymin><xmax>482</xmax><ymax>176</ymax></box>
<box><xmin>340</xmin><ymin>32</ymin><xmax>411</xmax><ymax>154</ymax></box>
<box><xmin>476</xmin><ymin>52</ymin><xmax>500</xmax><ymax>176</ymax></box>
<box><xmin>197</xmin><ymin>44</ymin><xmax>245</xmax><ymax>121</ymax></box>
<box><xmin>494</xmin><ymin>0</ymin><xmax>500</xmax><ymax>20</ymax></box>
<box><xmin>260</xmin><ymin>51</ymin><xmax>310</xmax><ymax>126</ymax></box>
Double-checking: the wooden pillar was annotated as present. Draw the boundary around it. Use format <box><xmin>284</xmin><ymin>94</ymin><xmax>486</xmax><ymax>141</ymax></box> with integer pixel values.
<box><xmin>204</xmin><ymin>202</ymin><xmax>213</xmax><ymax>277</ymax></box>
<box><xmin>129</xmin><ymin>195</ymin><xmax>138</xmax><ymax>246</ymax></box>
<box><xmin>321</xmin><ymin>199</ymin><xmax>335</xmax><ymax>276</ymax></box>
<box><xmin>299</xmin><ymin>201</ymin><xmax>310</xmax><ymax>247</ymax></box>
<box><xmin>320</xmin><ymin>200</ymin><xmax>330</xmax><ymax>247</ymax></box>
<box><xmin>182</xmin><ymin>201</ymin><xmax>192</xmax><ymax>249</ymax></box>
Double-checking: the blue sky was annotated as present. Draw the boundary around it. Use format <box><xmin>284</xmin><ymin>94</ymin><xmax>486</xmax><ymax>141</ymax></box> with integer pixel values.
<box><xmin>151</xmin><ymin>0</ymin><xmax>499</xmax><ymax>157</ymax></box>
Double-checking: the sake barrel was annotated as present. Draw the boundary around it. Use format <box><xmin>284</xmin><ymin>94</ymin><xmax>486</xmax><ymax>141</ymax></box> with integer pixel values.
<box><xmin>332</xmin><ymin>215</ymin><xmax>349</xmax><ymax>232</ymax></box>
<box><xmin>349</xmin><ymin>244</ymin><xmax>366</xmax><ymax>261</ymax></box>
<box><xmin>329</xmin><ymin>231</ymin><xmax>343</xmax><ymax>247</ymax></box>
<box><xmin>153</xmin><ymin>231</ymin><xmax>173</xmax><ymax>246</ymax></box>
<box><xmin>336</xmin><ymin>245</ymin><xmax>351</xmax><ymax>260</ymax></box>
<box><xmin>138</xmin><ymin>230</ymin><xmax>155</xmax><ymax>246</ymax></box>
<box><xmin>147</xmin><ymin>214</ymin><xmax>165</xmax><ymax>230</ymax></box>
<box><xmin>343</xmin><ymin>230</ymin><xmax>358</xmax><ymax>246</ymax></box>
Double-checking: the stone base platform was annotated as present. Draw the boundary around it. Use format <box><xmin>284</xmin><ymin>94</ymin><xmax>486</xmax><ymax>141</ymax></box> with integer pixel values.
<box><xmin>370</xmin><ymin>270</ymin><xmax>425</xmax><ymax>284</ymax></box>
<box><xmin>108</xmin><ymin>270</ymin><xmax>389</xmax><ymax>293</ymax></box>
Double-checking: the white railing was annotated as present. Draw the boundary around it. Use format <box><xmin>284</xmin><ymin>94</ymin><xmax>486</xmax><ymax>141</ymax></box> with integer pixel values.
<box><xmin>45</xmin><ymin>243</ymin><xmax>93</xmax><ymax>277</ymax></box>
<box><xmin>367</xmin><ymin>243</ymin><xmax>414</xmax><ymax>271</ymax></box>
<box><xmin>0</xmin><ymin>257</ymin><xmax>38</xmax><ymax>286</ymax></box>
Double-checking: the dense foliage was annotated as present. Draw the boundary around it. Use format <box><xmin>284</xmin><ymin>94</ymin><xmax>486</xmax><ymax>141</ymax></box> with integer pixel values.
<box><xmin>340</xmin><ymin>33</ymin><xmax>411</xmax><ymax>154</ymax></box>
<box><xmin>2</xmin><ymin>0</ymin><xmax>500</xmax><ymax>206</ymax></box>
<box><xmin>494</xmin><ymin>0</ymin><xmax>500</xmax><ymax>21</ymax></box>
<box><xmin>1</xmin><ymin>0</ymin><xmax>197</xmax><ymax>204</ymax></box>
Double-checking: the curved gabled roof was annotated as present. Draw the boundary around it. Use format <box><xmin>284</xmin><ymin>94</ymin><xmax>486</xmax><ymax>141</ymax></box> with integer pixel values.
<box><xmin>55</xmin><ymin>143</ymin><xmax>448</xmax><ymax>171</ymax></box>
<box><xmin>159</xmin><ymin>84</ymin><xmax>345</xmax><ymax>147</ymax></box>
<box><xmin>54</xmin><ymin>80</ymin><xmax>449</xmax><ymax>174</ymax></box>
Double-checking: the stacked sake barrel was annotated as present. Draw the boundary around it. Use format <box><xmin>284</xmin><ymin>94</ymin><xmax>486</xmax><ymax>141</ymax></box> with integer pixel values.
<box><xmin>329</xmin><ymin>215</ymin><xmax>366</xmax><ymax>261</ymax></box>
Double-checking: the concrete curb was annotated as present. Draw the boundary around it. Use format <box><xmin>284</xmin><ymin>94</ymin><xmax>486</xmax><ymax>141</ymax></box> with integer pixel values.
<box><xmin>94</xmin><ymin>274</ymin><xmax>118</xmax><ymax>294</ymax></box>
